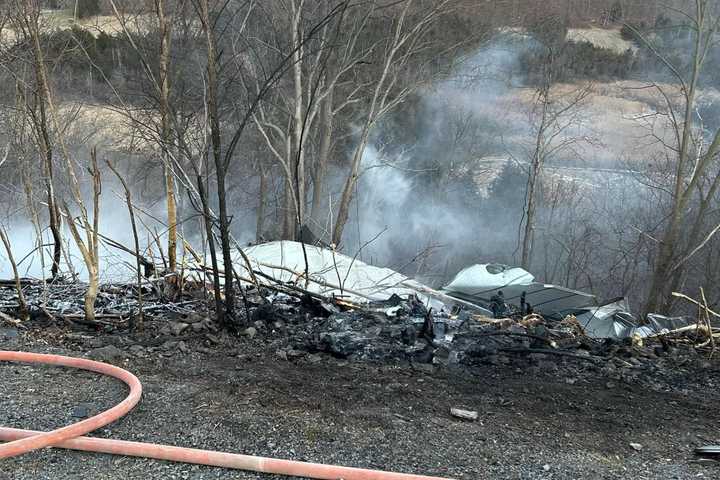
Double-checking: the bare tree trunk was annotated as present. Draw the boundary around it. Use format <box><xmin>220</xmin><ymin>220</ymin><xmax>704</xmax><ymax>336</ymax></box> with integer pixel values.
<box><xmin>332</xmin><ymin>128</ymin><xmax>370</xmax><ymax>245</ymax></box>
<box><xmin>64</xmin><ymin>149</ymin><xmax>102</xmax><ymax>322</ymax></box>
<box><xmin>521</xmin><ymin>167</ymin><xmax>538</xmax><ymax>270</ymax></box>
<box><xmin>0</xmin><ymin>227</ymin><xmax>28</xmax><ymax>319</ymax></box>
<box><xmin>521</xmin><ymin>95</ymin><xmax>548</xmax><ymax>270</ymax></box>
<box><xmin>107</xmin><ymin>160</ymin><xmax>144</xmax><ymax>330</ymax></box>
<box><xmin>21</xmin><ymin>9</ymin><xmax>63</xmax><ymax>278</ymax></box>
<box><xmin>331</xmin><ymin>1</ymin><xmax>448</xmax><ymax>245</ymax></box>
<box><xmin>197</xmin><ymin>0</ymin><xmax>235</xmax><ymax>322</ymax></box>
<box><xmin>174</xmin><ymin>128</ymin><xmax>225</xmax><ymax>322</ymax></box>
<box><xmin>661</xmin><ymin>171</ymin><xmax>720</xmax><ymax>311</ymax></box>
<box><xmin>310</xmin><ymin>89</ymin><xmax>333</xmax><ymax>233</ymax></box>
<box><xmin>157</xmin><ymin>0</ymin><xmax>177</xmax><ymax>273</ymax></box>
<box><xmin>283</xmin><ymin>181</ymin><xmax>296</xmax><ymax>240</ymax></box>
<box><xmin>256</xmin><ymin>162</ymin><xmax>267</xmax><ymax>243</ymax></box>
<box><xmin>291</xmin><ymin>0</ymin><xmax>306</xmax><ymax>240</ymax></box>
<box><xmin>25</xmin><ymin>1</ymin><xmax>100</xmax><ymax>320</ymax></box>
<box><xmin>197</xmin><ymin>174</ymin><xmax>223</xmax><ymax>318</ymax></box>
<box><xmin>641</xmin><ymin>2</ymin><xmax>719</xmax><ymax>315</ymax></box>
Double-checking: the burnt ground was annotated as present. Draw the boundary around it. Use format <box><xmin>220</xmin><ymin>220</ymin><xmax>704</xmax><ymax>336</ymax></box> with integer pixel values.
<box><xmin>1</xmin><ymin>320</ymin><xmax>719</xmax><ymax>480</ymax></box>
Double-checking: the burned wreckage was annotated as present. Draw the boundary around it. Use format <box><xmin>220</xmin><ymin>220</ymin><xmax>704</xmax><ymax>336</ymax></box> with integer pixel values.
<box><xmin>441</xmin><ymin>263</ymin><xmax>638</xmax><ymax>339</ymax></box>
<box><xmin>226</xmin><ymin>241</ymin><xmax>698</xmax><ymax>365</ymax></box>
<box><xmin>0</xmin><ymin>240</ymin><xmax>706</xmax><ymax>367</ymax></box>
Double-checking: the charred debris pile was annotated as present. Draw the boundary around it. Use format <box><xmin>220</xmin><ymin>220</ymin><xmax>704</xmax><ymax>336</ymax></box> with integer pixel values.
<box><xmin>1</xmin><ymin>241</ymin><xmax>717</xmax><ymax>374</ymax></box>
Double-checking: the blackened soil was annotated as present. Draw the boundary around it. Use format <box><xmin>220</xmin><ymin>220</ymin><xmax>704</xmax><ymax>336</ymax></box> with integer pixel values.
<box><xmin>1</xmin><ymin>323</ymin><xmax>719</xmax><ymax>480</ymax></box>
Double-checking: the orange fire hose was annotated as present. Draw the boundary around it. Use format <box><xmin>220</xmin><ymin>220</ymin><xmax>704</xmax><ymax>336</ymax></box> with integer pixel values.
<box><xmin>0</xmin><ymin>350</ymin><xmax>454</xmax><ymax>480</ymax></box>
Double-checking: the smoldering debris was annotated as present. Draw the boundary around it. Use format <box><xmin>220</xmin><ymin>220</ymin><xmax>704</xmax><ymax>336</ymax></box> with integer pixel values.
<box><xmin>0</xmin><ymin>277</ymin><xmax>210</xmax><ymax>328</ymax></box>
<box><xmin>235</xmin><ymin>240</ymin><xmax>492</xmax><ymax>315</ymax></box>
<box><xmin>0</xmin><ymin>241</ymin><xmax>716</xmax><ymax>376</ymax></box>
<box><xmin>439</xmin><ymin>263</ymin><xmax>703</xmax><ymax>340</ymax></box>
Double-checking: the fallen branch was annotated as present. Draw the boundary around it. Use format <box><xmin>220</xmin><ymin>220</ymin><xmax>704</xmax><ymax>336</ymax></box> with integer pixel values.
<box><xmin>0</xmin><ymin>227</ymin><xmax>28</xmax><ymax>319</ymax></box>
<box><xmin>498</xmin><ymin>347</ymin><xmax>601</xmax><ymax>363</ymax></box>
<box><xmin>701</xmin><ymin>288</ymin><xmax>716</xmax><ymax>357</ymax></box>
<box><xmin>477</xmin><ymin>331</ymin><xmax>558</xmax><ymax>348</ymax></box>
<box><xmin>672</xmin><ymin>292</ymin><xmax>720</xmax><ymax>319</ymax></box>
<box><xmin>0</xmin><ymin>311</ymin><xmax>25</xmax><ymax>328</ymax></box>
<box><xmin>648</xmin><ymin>323</ymin><xmax>708</xmax><ymax>338</ymax></box>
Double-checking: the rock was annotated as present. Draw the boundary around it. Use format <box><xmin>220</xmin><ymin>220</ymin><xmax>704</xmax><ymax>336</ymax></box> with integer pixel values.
<box><xmin>413</xmin><ymin>363</ymin><xmax>435</xmax><ymax>374</ymax></box>
<box><xmin>185</xmin><ymin>313</ymin><xmax>207</xmax><ymax>324</ymax></box>
<box><xmin>71</xmin><ymin>404</ymin><xmax>90</xmax><ymax>418</ymax></box>
<box><xmin>286</xmin><ymin>349</ymin><xmax>306</xmax><ymax>360</ymax></box>
<box><xmin>170</xmin><ymin>322</ymin><xmax>189</xmax><ymax>336</ymax></box>
<box><xmin>205</xmin><ymin>334</ymin><xmax>220</xmax><ymax>345</ymax></box>
<box><xmin>177</xmin><ymin>341</ymin><xmax>189</xmax><ymax>354</ymax></box>
<box><xmin>528</xmin><ymin>353</ymin><xmax>548</xmax><ymax>362</ymax></box>
<box><xmin>128</xmin><ymin>345</ymin><xmax>146</xmax><ymax>357</ymax></box>
<box><xmin>537</xmin><ymin>360</ymin><xmax>559</xmax><ymax>373</ymax></box>
<box><xmin>450</xmin><ymin>408</ymin><xmax>478</xmax><ymax>421</ymax></box>
<box><xmin>433</xmin><ymin>346</ymin><xmax>451</xmax><ymax>365</ymax></box>
<box><xmin>87</xmin><ymin>338</ymin><xmax>105</xmax><ymax>349</ymax></box>
<box><xmin>0</xmin><ymin>327</ymin><xmax>19</xmax><ymax>339</ymax></box>
<box><xmin>191</xmin><ymin>322</ymin><xmax>205</xmax><ymax>333</ymax></box>
<box><xmin>201</xmin><ymin>318</ymin><xmax>218</xmax><ymax>333</ymax></box>
<box><xmin>251</xmin><ymin>304</ymin><xmax>277</xmax><ymax>322</ymax></box>
<box><xmin>629</xmin><ymin>442</ymin><xmax>643</xmax><ymax>451</ymax></box>
<box><xmin>0</xmin><ymin>327</ymin><xmax>19</xmax><ymax>346</ymax></box>
<box><xmin>542</xmin><ymin>464</ymin><xmax>551</xmax><ymax>472</ymax></box>
<box><xmin>401</xmin><ymin>326</ymin><xmax>416</xmax><ymax>345</ymax></box>
<box><xmin>306</xmin><ymin>354</ymin><xmax>322</xmax><ymax>364</ymax></box>
<box><xmin>242</xmin><ymin>327</ymin><xmax>257</xmax><ymax>339</ymax></box>
<box><xmin>319</xmin><ymin>331</ymin><xmax>371</xmax><ymax>358</ymax></box>
<box><xmin>605</xmin><ymin>381</ymin><xmax>616</xmax><ymax>389</ymax></box>
<box><xmin>87</xmin><ymin>345</ymin><xmax>126</xmax><ymax>363</ymax></box>
<box><xmin>411</xmin><ymin>346</ymin><xmax>434</xmax><ymax>364</ymax></box>
<box><xmin>484</xmin><ymin>354</ymin><xmax>501</xmax><ymax>366</ymax></box>
<box><xmin>161</xmin><ymin>340</ymin><xmax>178</xmax><ymax>351</ymax></box>
<box><xmin>276</xmin><ymin>349</ymin><xmax>288</xmax><ymax>361</ymax></box>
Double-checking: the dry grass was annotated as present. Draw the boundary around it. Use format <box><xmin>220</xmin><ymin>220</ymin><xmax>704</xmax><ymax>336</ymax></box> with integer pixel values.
<box><xmin>567</xmin><ymin>28</ymin><xmax>636</xmax><ymax>54</ymax></box>
<box><xmin>0</xmin><ymin>9</ymin><xmax>151</xmax><ymax>45</ymax></box>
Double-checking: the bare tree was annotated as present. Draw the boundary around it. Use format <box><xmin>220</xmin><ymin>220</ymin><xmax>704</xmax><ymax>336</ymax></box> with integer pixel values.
<box><xmin>194</xmin><ymin>0</ymin><xmax>239</xmax><ymax>322</ymax></box>
<box><xmin>10</xmin><ymin>2</ymin><xmax>64</xmax><ymax>279</ymax></box>
<box><xmin>252</xmin><ymin>1</ymin><xmax>463</xmax><ymax>246</ymax></box>
<box><xmin>633</xmin><ymin>1</ymin><xmax>720</xmax><ymax>314</ymax></box>
<box><xmin>13</xmin><ymin>3</ymin><xmax>103</xmax><ymax>321</ymax></box>
<box><xmin>191</xmin><ymin>0</ymin><xmax>346</xmax><ymax>323</ymax></box>
<box><xmin>63</xmin><ymin>148</ymin><xmax>102</xmax><ymax>322</ymax></box>
<box><xmin>0</xmin><ymin>226</ymin><xmax>28</xmax><ymax>319</ymax></box>
<box><xmin>107</xmin><ymin>159</ymin><xmax>144</xmax><ymax>329</ymax></box>
<box><xmin>157</xmin><ymin>0</ymin><xmax>179</xmax><ymax>273</ymax></box>
<box><xmin>102</xmin><ymin>0</ymin><xmax>227</xmax><ymax>318</ymax></box>
<box><xmin>518</xmin><ymin>83</ymin><xmax>593</xmax><ymax>270</ymax></box>
<box><xmin>251</xmin><ymin>0</ymin><xmax>355</xmax><ymax>240</ymax></box>
<box><xmin>331</xmin><ymin>0</ymin><xmax>454</xmax><ymax>245</ymax></box>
